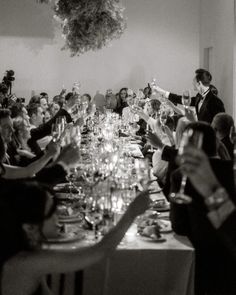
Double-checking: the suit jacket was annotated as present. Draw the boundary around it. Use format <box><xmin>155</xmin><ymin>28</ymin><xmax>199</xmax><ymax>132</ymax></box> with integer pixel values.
<box><xmin>169</xmin><ymin>90</ymin><xmax>225</xmax><ymax>124</ymax></box>
<box><xmin>221</xmin><ymin>136</ymin><xmax>234</xmax><ymax>160</ymax></box>
<box><xmin>28</xmin><ymin>108</ymin><xmax>72</xmax><ymax>155</ymax></box>
<box><xmin>170</xmin><ymin>158</ymin><xmax>236</xmax><ymax>294</ymax></box>
<box><xmin>161</xmin><ymin>145</ymin><xmax>178</xmax><ymax>198</ymax></box>
<box><xmin>36</xmin><ymin>164</ymin><xmax>67</xmax><ymax>186</ymax></box>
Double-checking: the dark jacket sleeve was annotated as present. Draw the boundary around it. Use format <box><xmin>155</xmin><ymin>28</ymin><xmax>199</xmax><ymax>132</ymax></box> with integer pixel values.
<box><xmin>168</xmin><ymin>93</ymin><xmax>182</xmax><ymax>105</ymax></box>
<box><xmin>161</xmin><ymin>145</ymin><xmax>177</xmax><ymax>162</ymax></box>
<box><xmin>28</xmin><ymin>109</ymin><xmax>72</xmax><ymax>155</ymax></box>
<box><xmin>169</xmin><ymin>169</ymin><xmax>191</xmax><ymax>236</ymax></box>
<box><xmin>217</xmin><ymin>211</ymin><xmax>236</xmax><ymax>260</ymax></box>
<box><xmin>168</xmin><ymin>93</ymin><xmax>198</xmax><ymax>106</ymax></box>
<box><xmin>30</xmin><ymin>109</ymin><xmax>72</xmax><ymax>141</ymax></box>
<box><xmin>209</xmin><ymin>96</ymin><xmax>225</xmax><ymax>119</ymax></box>
<box><xmin>36</xmin><ymin>164</ymin><xmax>67</xmax><ymax>186</ymax></box>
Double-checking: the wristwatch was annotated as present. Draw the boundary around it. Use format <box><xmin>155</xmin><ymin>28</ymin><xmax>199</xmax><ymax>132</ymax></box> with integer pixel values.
<box><xmin>204</xmin><ymin>187</ymin><xmax>229</xmax><ymax>210</ymax></box>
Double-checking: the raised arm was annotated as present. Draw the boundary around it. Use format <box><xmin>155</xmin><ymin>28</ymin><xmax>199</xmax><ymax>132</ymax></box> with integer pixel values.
<box><xmin>3</xmin><ymin>142</ymin><xmax>59</xmax><ymax>179</ymax></box>
<box><xmin>7</xmin><ymin>191</ymin><xmax>150</xmax><ymax>277</ymax></box>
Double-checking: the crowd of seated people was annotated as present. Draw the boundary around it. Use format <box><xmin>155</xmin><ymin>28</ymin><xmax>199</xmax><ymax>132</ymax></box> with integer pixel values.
<box><xmin>0</xmin><ymin>67</ymin><xmax>236</xmax><ymax>295</ymax></box>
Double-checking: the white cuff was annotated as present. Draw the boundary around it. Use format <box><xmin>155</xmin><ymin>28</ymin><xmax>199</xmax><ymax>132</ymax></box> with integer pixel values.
<box><xmin>164</xmin><ymin>91</ymin><xmax>170</xmax><ymax>99</ymax></box>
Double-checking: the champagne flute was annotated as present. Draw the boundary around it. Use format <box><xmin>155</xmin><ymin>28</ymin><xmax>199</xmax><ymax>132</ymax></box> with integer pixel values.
<box><xmin>169</xmin><ymin>129</ymin><xmax>203</xmax><ymax>204</ymax></box>
<box><xmin>160</xmin><ymin>111</ymin><xmax>168</xmax><ymax>126</ymax></box>
<box><xmin>182</xmin><ymin>90</ymin><xmax>191</xmax><ymax>109</ymax></box>
<box><xmin>135</xmin><ymin>159</ymin><xmax>151</xmax><ymax>191</ymax></box>
<box><xmin>51</xmin><ymin>122</ymin><xmax>61</xmax><ymax>142</ymax></box>
<box><xmin>72</xmin><ymin>82</ymin><xmax>81</xmax><ymax>94</ymax></box>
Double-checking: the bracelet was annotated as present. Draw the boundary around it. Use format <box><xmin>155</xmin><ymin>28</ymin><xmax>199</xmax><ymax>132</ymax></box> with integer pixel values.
<box><xmin>204</xmin><ymin>187</ymin><xmax>229</xmax><ymax>211</ymax></box>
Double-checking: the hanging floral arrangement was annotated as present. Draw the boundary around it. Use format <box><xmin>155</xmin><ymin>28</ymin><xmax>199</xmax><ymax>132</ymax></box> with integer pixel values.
<box><xmin>37</xmin><ymin>0</ymin><xmax>127</xmax><ymax>56</ymax></box>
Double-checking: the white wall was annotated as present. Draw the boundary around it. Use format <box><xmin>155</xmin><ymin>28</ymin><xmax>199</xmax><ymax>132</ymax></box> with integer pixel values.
<box><xmin>199</xmin><ymin>0</ymin><xmax>235</xmax><ymax>115</ymax></box>
<box><xmin>0</xmin><ymin>0</ymin><xmax>199</xmax><ymax>101</ymax></box>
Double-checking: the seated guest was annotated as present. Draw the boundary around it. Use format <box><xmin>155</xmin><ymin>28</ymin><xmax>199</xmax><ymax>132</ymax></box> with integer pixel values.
<box><xmin>143</xmin><ymin>85</ymin><xmax>152</xmax><ymax>99</ymax></box>
<box><xmin>170</xmin><ymin>122</ymin><xmax>235</xmax><ymax>295</ymax></box>
<box><xmin>28</xmin><ymin>93</ymin><xmax>79</xmax><ymax>155</ymax></box>
<box><xmin>43</xmin><ymin>110</ymin><xmax>51</xmax><ymax>123</ymax></box>
<box><xmin>0</xmin><ymin>130</ymin><xmax>79</xmax><ymax>185</ymax></box>
<box><xmin>40</xmin><ymin>97</ymin><xmax>48</xmax><ymax>114</ymax></box>
<box><xmin>105</xmin><ymin>89</ymin><xmax>118</xmax><ymax>111</ymax></box>
<box><xmin>152</xmin><ymin>116</ymin><xmax>175</xmax><ymax>186</ymax></box>
<box><xmin>179</xmin><ymin>146</ymin><xmax>236</xmax><ymax>262</ymax></box>
<box><xmin>12</xmin><ymin>116</ymin><xmax>35</xmax><ymax>164</ymax></box>
<box><xmin>49</xmin><ymin>102</ymin><xmax>60</xmax><ymax>117</ymax></box>
<box><xmin>0</xmin><ymin>180</ymin><xmax>150</xmax><ymax>295</ymax></box>
<box><xmin>80</xmin><ymin>93</ymin><xmax>94</xmax><ymax>116</ymax></box>
<box><xmin>28</xmin><ymin>95</ymin><xmax>41</xmax><ymax>106</ymax></box>
<box><xmin>116</xmin><ymin>87</ymin><xmax>128</xmax><ymax>115</ymax></box>
<box><xmin>212</xmin><ymin>112</ymin><xmax>234</xmax><ymax>159</ymax></box>
<box><xmin>154</xmin><ymin>68</ymin><xmax>225</xmax><ymax>124</ymax></box>
<box><xmin>53</xmin><ymin>95</ymin><xmax>65</xmax><ymax>108</ymax></box>
<box><xmin>40</xmin><ymin>92</ymin><xmax>49</xmax><ymax>103</ymax></box>
<box><xmin>27</xmin><ymin>103</ymin><xmax>44</xmax><ymax>129</ymax></box>
<box><xmin>122</xmin><ymin>89</ymin><xmax>137</xmax><ymax>123</ymax></box>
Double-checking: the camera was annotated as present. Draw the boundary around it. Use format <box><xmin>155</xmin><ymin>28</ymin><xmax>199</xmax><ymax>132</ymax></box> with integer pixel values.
<box><xmin>2</xmin><ymin>70</ymin><xmax>15</xmax><ymax>94</ymax></box>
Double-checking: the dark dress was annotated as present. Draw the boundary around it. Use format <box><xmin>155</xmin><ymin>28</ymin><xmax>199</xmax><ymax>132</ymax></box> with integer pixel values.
<box><xmin>170</xmin><ymin>158</ymin><xmax>236</xmax><ymax>295</ymax></box>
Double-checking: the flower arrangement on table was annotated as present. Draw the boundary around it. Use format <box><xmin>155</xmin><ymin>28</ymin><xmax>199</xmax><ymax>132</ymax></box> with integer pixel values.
<box><xmin>37</xmin><ymin>0</ymin><xmax>127</xmax><ymax>56</ymax></box>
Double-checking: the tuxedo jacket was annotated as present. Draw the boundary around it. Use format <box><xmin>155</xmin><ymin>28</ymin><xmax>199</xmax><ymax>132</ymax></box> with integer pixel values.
<box><xmin>28</xmin><ymin>108</ymin><xmax>72</xmax><ymax>155</ymax></box>
<box><xmin>169</xmin><ymin>91</ymin><xmax>225</xmax><ymax>124</ymax></box>
<box><xmin>170</xmin><ymin>158</ymin><xmax>236</xmax><ymax>294</ymax></box>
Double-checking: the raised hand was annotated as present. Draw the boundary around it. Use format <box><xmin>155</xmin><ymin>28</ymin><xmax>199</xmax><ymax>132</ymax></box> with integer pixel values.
<box><xmin>146</xmin><ymin>131</ymin><xmax>164</xmax><ymax>149</ymax></box>
<box><xmin>178</xmin><ymin>146</ymin><xmax>220</xmax><ymax>198</ymax></box>
<box><xmin>45</xmin><ymin>140</ymin><xmax>60</xmax><ymax>158</ymax></box>
<box><xmin>56</xmin><ymin>144</ymin><xmax>80</xmax><ymax>168</ymax></box>
<box><xmin>185</xmin><ymin>108</ymin><xmax>197</xmax><ymax>122</ymax></box>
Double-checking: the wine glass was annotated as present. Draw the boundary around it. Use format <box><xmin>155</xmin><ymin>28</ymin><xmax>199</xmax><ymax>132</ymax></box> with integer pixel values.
<box><xmin>169</xmin><ymin>129</ymin><xmax>203</xmax><ymax>204</ymax></box>
<box><xmin>72</xmin><ymin>82</ymin><xmax>81</xmax><ymax>94</ymax></box>
<box><xmin>85</xmin><ymin>207</ymin><xmax>103</xmax><ymax>241</ymax></box>
<box><xmin>182</xmin><ymin>90</ymin><xmax>191</xmax><ymax>109</ymax></box>
<box><xmin>134</xmin><ymin>159</ymin><xmax>151</xmax><ymax>191</ymax></box>
<box><xmin>51</xmin><ymin>122</ymin><xmax>61</xmax><ymax>142</ymax></box>
<box><xmin>160</xmin><ymin>111</ymin><xmax>168</xmax><ymax>126</ymax></box>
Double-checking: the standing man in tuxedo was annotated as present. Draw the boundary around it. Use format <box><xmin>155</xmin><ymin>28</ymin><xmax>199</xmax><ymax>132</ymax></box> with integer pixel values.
<box><xmin>155</xmin><ymin>69</ymin><xmax>225</xmax><ymax>124</ymax></box>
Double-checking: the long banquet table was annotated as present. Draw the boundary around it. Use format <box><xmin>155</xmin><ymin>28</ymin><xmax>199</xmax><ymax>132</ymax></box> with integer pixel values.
<box><xmin>48</xmin><ymin>230</ymin><xmax>195</xmax><ymax>295</ymax></box>
<box><xmin>49</xmin><ymin>140</ymin><xmax>195</xmax><ymax>295</ymax></box>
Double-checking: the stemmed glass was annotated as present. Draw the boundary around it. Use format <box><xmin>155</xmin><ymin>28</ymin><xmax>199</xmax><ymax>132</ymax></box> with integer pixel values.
<box><xmin>51</xmin><ymin>117</ymin><xmax>66</xmax><ymax>143</ymax></box>
<box><xmin>169</xmin><ymin>129</ymin><xmax>203</xmax><ymax>204</ymax></box>
<box><xmin>72</xmin><ymin>82</ymin><xmax>81</xmax><ymax>94</ymax></box>
<box><xmin>182</xmin><ymin>90</ymin><xmax>191</xmax><ymax>109</ymax></box>
<box><xmin>134</xmin><ymin>159</ymin><xmax>151</xmax><ymax>191</ymax></box>
<box><xmin>150</xmin><ymin>77</ymin><xmax>174</xmax><ymax>116</ymax></box>
<box><xmin>160</xmin><ymin>111</ymin><xmax>168</xmax><ymax>126</ymax></box>
<box><xmin>84</xmin><ymin>204</ymin><xmax>103</xmax><ymax>241</ymax></box>
<box><xmin>51</xmin><ymin>122</ymin><xmax>61</xmax><ymax>142</ymax></box>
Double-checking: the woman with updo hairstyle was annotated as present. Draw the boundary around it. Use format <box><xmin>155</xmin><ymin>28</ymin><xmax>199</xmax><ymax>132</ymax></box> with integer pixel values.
<box><xmin>0</xmin><ymin>180</ymin><xmax>149</xmax><ymax>295</ymax></box>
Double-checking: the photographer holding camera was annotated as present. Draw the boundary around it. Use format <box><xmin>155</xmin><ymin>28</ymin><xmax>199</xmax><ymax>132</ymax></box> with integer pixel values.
<box><xmin>1</xmin><ymin>70</ymin><xmax>15</xmax><ymax>108</ymax></box>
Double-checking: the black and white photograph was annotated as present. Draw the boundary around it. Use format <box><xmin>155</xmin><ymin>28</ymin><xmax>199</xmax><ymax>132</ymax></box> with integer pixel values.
<box><xmin>0</xmin><ymin>0</ymin><xmax>236</xmax><ymax>294</ymax></box>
